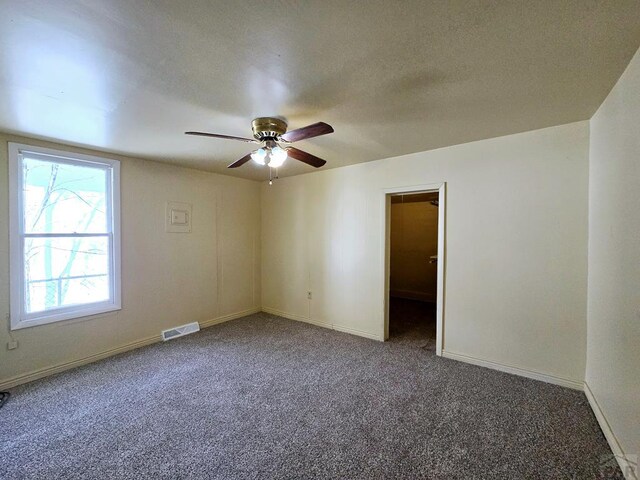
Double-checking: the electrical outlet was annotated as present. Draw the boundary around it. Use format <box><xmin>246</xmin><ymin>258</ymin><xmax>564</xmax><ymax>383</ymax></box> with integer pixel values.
<box><xmin>307</xmin><ymin>291</ymin><xmax>312</xmax><ymax>300</ymax></box>
<box><xmin>7</xmin><ymin>340</ymin><xmax>18</xmax><ymax>350</ymax></box>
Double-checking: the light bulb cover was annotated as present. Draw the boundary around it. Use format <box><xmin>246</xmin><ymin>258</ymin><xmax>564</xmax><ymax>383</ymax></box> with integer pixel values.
<box><xmin>269</xmin><ymin>146</ymin><xmax>287</xmax><ymax>168</ymax></box>
<box><xmin>251</xmin><ymin>148</ymin><xmax>267</xmax><ymax>165</ymax></box>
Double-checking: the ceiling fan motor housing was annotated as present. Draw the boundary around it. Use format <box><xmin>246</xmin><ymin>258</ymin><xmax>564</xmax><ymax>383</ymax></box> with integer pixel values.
<box><xmin>252</xmin><ymin>117</ymin><xmax>287</xmax><ymax>141</ymax></box>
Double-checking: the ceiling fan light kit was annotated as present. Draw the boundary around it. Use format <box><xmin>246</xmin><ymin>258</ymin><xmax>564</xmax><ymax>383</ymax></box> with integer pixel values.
<box><xmin>250</xmin><ymin>139</ymin><xmax>287</xmax><ymax>168</ymax></box>
<box><xmin>185</xmin><ymin>116</ymin><xmax>334</xmax><ymax>184</ymax></box>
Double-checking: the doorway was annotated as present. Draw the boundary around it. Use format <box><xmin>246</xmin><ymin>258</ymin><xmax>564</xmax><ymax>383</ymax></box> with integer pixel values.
<box><xmin>382</xmin><ymin>183</ymin><xmax>445</xmax><ymax>355</ymax></box>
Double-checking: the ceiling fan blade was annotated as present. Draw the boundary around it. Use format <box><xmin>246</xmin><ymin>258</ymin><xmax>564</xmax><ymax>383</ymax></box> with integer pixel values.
<box><xmin>185</xmin><ymin>131</ymin><xmax>259</xmax><ymax>144</ymax></box>
<box><xmin>286</xmin><ymin>147</ymin><xmax>327</xmax><ymax>168</ymax></box>
<box><xmin>227</xmin><ymin>153</ymin><xmax>253</xmax><ymax>168</ymax></box>
<box><xmin>280</xmin><ymin>122</ymin><xmax>334</xmax><ymax>143</ymax></box>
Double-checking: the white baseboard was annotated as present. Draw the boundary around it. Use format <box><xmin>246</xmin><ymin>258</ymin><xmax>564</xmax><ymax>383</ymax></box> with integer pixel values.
<box><xmin>0</xmin><ymin>335</ymin><xmax>160</xmax><ymax>391</ymax></box>
<box><xmin>441</xmin><ymin>350</ymin><xmax>584</xmax><ymax>390</ymax></box>
<box><xmin>332</xmin><ymin>323</ymin><xmax>382</xmax><ymax>341</ymax></box>
<box><xmin>0</xmin><ymin>307</ymin><xmax>260</xmax><ymax>391</ymax></box>
<box><xmin>261</xmin><ymin>306</ymin><xmax>330</xmax><ymax>328</ymax></box>
<box><xmin>261</xmin><ymin>307</ymin><xmax>382</xmax><ymax>341</ymax></box>
<box><xmin>200</xmin><ymin>307</ymin><xmax>261</xmax><ymax>328</ymax></box>
<box><xmin>584</xmin><ymin>382</ymin><xmax>638</xmax><ymax>480</ymax></box>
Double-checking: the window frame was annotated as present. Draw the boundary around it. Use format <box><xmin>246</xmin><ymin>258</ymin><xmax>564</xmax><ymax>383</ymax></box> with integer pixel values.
<box><xmin>8</xmin><ymin>143</ymin><xmax>121</xmax><ymax>330</ymax></box>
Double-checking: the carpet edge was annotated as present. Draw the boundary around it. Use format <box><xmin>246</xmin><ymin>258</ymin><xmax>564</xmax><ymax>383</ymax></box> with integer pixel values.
<box><xmin>261</xmin><ymin>307</ymin><xmax>383</xmax><ymax>341</ymax></box>
<box><xmin>441</xmin><ymin>350</ymin><xmax>584</xmax><ymax>390</ymax></box>
<box><xmin>584</xmin><ymin>381</ymin><xmax>638</xmax><ymax>480</ymax></box>
<box><xmin>0</xmin><ymin>307</ymin><xmax>261</xmax><ymax>390</ymax></box>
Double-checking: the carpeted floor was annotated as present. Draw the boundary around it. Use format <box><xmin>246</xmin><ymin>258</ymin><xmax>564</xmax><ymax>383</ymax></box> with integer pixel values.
<box><xmin>0</xmin><ymin>310</ymin><xmax>620</xmax><ymax>479</ymax></box>
<box><xmin>389</xmin><ymin>297</ymin><xmax>437</xmax><ymax>348</ymax></box>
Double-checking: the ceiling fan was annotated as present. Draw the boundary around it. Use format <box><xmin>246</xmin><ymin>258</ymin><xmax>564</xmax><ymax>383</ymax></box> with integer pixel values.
<box><xmin>185</xmin><ymin>117</ymin><xmax>333</xmax><ymax>180</ymax></box>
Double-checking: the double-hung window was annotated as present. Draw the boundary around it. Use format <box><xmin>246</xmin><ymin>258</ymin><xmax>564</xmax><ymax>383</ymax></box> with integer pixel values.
<box><xmin>9</xmin><ymin>143</ymin><xmax>121</xmax><ymax>329</ymax></box>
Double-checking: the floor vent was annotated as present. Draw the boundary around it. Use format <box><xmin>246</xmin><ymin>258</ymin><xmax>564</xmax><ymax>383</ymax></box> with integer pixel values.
<box><xmin>161</xmin><ymin>322</ymin><xmax>200</xmax><ymax>341</ymax></box>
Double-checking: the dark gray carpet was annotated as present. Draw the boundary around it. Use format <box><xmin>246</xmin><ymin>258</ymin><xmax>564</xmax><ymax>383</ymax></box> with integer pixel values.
<box><xmin>0</xmin><ymin>308</ymin><xmax>620</xmax><ymax>479</ymax></box>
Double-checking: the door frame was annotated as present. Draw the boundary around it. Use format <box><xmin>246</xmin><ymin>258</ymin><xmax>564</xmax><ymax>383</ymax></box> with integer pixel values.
<box><xmin>381</xmin><ymin>182</ymin><xmax>446</xmax><ymax>355</ymax></box>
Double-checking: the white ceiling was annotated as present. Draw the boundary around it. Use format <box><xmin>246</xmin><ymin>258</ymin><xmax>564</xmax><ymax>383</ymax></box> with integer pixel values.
<box><xmin>1</xmin><ymin>1</ymin><xmax>639</xmax><ymax>181</ymax></box>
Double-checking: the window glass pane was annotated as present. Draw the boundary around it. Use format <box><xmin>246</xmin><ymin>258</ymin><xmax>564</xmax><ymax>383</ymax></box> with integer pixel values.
<box><xmin>24</xmin><ymin>236</ymin><xmax>110</xmax><ymax>313</ymax></box>
<box><xmin>22</xmin><ymin>156</ymin><xmax>108</xmax><ymax>234</ymax></box>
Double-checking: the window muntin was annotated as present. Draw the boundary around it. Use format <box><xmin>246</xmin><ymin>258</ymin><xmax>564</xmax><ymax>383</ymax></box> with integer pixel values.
<box><xmin>9</xmin><ymin>144</ymin><xmax>121</xmax><ymax>329</ymax></box>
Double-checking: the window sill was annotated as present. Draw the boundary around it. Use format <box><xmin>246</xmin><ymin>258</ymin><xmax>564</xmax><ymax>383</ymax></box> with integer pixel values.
<box><xmin>11</xmin><ymin>303</ymin><xmax>122</xmax><ymax>330</ymax></box>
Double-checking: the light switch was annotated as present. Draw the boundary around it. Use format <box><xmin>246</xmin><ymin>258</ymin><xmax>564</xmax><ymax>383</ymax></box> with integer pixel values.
<box><xmin>166</xmin><ymin>202</ymin><xmax>192</xmax><ymax>233</ymax></box>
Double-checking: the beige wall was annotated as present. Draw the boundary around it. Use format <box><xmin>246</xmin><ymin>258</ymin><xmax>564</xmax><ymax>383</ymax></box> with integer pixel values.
<box><xmin>262</xmin><ymin>121</ymin><xmax>589</xmax><ymax>384</ymax></box>
<box><xmin>390</xmin><ymin>200</ymin><xmax>438</xmax><ymax>302</ymax></box>
<box><xmin>586</xmin><ymin>45</ymin><xmax>640</xmax><ymax>470</ymax></box>
<box><xmin>0</xmin><ymin>134</ymin><xmax>261</xmax><ymax>385</ymax></box>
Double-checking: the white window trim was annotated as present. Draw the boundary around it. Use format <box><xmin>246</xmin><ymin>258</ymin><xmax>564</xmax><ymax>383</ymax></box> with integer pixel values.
<box><xmin>8</xmin><ymin>143</ymin><xmax>121</xmax><ymax>330</ymax></box>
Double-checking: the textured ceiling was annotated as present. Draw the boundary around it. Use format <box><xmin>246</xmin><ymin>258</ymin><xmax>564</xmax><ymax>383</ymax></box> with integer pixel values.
<box><xmin>1</xmin><ymin>0</ymin><xmax>639</xmax><ymax>181</ymax></box>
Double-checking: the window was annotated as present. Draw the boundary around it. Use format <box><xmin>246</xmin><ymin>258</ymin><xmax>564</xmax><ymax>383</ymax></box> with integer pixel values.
<box><xmin>9</xmin><ymin>143</ymin><xmax>121</xmax><ymax>329</ymax></box>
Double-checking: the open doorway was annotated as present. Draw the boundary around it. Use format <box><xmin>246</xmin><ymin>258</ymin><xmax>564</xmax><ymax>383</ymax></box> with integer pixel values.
<box><xmin>383</xmin><ymin>183</ymin><xmax>445</xmax><ymax>354</ymax></box>
<box><xmin>389</xmin><ymin>192</ymin><xmax>439</xmax><ymax>348</ymax></box>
